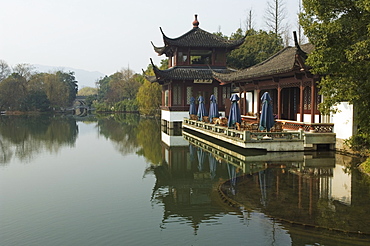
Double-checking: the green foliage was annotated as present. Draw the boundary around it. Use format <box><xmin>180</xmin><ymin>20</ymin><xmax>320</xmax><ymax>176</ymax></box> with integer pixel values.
<box><xmin>22</xmin><ymin>91</ymin><xmax>50</xmax><ymax>112</ymax></box>
<box><xmin>113</xmin><ymin>99</ymin><xmax>138</xmax><ymax>112</ymax></box>
<box><xmin>96</xmin><ymin>68</ymin><xmax>141</xmax><ymax>103</ymax></box>
<box><xmin>78</xmin><ymin>86</ymin><xmax>98</xmax><ymax>96</ymax></box>
<box><xmin>0</xmin><ymin>73</ymin><xmax>28</xmax><ymax>110</ymax></box>
<box><xmin>96</xmin><ymin>75</ymin><xmax>111</xmax><ymax>102</ymax></box>
<box><xmin>85</xmin><ymin>94</ymin><xmax>97</xmax><ymax>107</ymax></box>
<box><xmin>227</xmin><ymin>29</ymin><xmax>284</xmax><ymax>69</ymax></box>
<box><xmin>136</xmin><ymin>80</ymin><xmax>161</xmax><ymax>116</ymax></box>
<box><xmin>55</xmin><ymin>71</ymin><xmax>78</xmax><ymax>105</ymax></box>
<box><xmin>160</xmin><ymin>59</ymin><xmax>169</xmax><ymax>70</ymax></box>
<box><xmin>92</xmin><ymin>101</ymin><xmax>111</xmax><ymax>112</ymax></box>
<box><xmin>300</xmin><ymin>0</ymin><xmax>370</xmax><ymax>150</ymax></box>
<box><xmin>360</xmin><ymin>157</ymin><xmax>370</xmax><ymax>174</ymax></box>
<box><xmin>43</xmin><ymin>71</ymin><xmax>77</xmax><ymax>108</ymax></box>
<box><xmin>93</xmin><ymin>99</ymin><xmax>138</xmax><ymax>112</ymax></box>
<box><xmin>0</xmin><ymin>66</ymin><xmax>78</xmax><ymax>111</ymax></box>
<box><xmin>345</xmin><ymin>131</ymin><xmax>370</xmax><ymax>156</ymax></box>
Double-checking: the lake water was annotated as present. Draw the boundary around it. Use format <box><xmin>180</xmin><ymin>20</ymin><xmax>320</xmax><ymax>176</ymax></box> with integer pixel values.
<box><xmin>1</xmin><ymin>114</ymin><xmax>370</xmax><ymax>246</ymax></box>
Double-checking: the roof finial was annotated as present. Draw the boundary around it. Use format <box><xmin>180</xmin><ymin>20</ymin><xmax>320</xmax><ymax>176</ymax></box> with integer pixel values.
<box><xmin>192</xmin><ymin>14</ymin><xmax>199</xmax><ymax>28</ymax></box>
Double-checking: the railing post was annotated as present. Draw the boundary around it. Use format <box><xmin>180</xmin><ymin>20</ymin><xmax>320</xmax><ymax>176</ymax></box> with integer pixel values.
<box><xmin>243</xmin><ymin>131</ymin><xmax>251</xmax><ymax>141</ymax></box>
<box><xmin>299</xmin><ymin>129</ymin><xmax>304</xmax><ymax>139</ymax></box>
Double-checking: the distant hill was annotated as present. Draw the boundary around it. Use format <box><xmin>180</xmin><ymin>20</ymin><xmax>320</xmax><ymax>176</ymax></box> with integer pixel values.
<box><xmin>34</xmin><ymin>64</ymin><xmax>105</xmax><ymax>88</ymax></box>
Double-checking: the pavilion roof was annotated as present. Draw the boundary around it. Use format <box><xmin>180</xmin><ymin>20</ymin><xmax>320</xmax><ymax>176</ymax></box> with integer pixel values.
<box><xmin>148</xmin><ymin>60</ymin><xmax>235</xmax><ymax>84</ymax></box>
<box><xmin>213</xmin><ymin>43</ymin><xmax>314</xmax><ymax>84</ymax></box>
<box><xmin>152</xmin><ymin>15</ymin><xmax>245</xmax><ymax>56</ymax></box>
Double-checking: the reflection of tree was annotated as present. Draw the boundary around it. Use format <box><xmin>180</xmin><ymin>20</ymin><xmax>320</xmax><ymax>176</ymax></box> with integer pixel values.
<box><xmin>97</xmin><ymin>114</ymin><xmax>140</xmax><ymax>156</ymax></box>
<box><xmin>97</xmin><ymin>114</ymin><xmax>163</xmax><ymax>164</ymax></box>
<box><xmin>0</xmin><ymin>115</ymin><xmax>78</xmax><ymax>164</ymax></box>
<box><xmin>136</xmin><ymin>118</ymin><xmax>162</xmax><ymax>165</ymax></box>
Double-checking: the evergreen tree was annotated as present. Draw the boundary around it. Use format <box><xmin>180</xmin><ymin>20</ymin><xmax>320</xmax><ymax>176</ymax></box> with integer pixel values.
<box><xmin>300</xmin><ymin>0</ymin><xmax>370</xmax><ymax>150</ymax></box>
<box><xmin>227</xmin><ymin>29</ymin><xmax>283</xmax><ymax>69</ymax></box>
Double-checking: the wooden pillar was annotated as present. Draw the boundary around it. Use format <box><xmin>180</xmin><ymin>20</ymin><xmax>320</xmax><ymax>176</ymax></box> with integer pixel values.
<box><xmin>300</xmin><ymin>82</ymin><xmax>304</xmax><ymax>122</ymax></box>
<box><xmin>256</xmin><ymin>89</ymin><xmax>261</xmax><ymax>117</ymax></box>
<box><xmin>182</xmin><ymin>81</ymin><xmax>186</xmax><ymax>108</ymax></box>
<box><xmin>238</xmin><ymin>88</ymin><xmax>244</xmax><ymax>115</ymax></box>
<box><xmin>243</xmin><ymin>90</ymin><xmax>247</xmax><ymax>115</ymax></box>
<box><xmin>162</xmin><ymin>88</ymin><xmax>165</xmax><ymax>107</ymax></box>
<box><xmin>168</xmin><ymin>83</ymin><xmax>172</xmax><ymax>108</ymax></box>
<box><xmin>311</xmin><ymin>80</ymin><xmax>316</xmax><ymax>123</ymax></box>
<box><xmin>169</xmin><ymin>56</ymin><xmax>172</xmax><ymax>67</ymax></box>
<box><xmin>277</xmin><ymin>86</ymin><xmax>282</xmax><ymax>119</ymax></box>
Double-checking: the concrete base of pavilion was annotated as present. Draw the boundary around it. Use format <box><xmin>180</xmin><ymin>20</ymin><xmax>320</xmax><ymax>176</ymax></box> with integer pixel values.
<box><xmin>182</xmin><ymin>118</ymin><xmax>336</xmax><ymax>152</ymax></box>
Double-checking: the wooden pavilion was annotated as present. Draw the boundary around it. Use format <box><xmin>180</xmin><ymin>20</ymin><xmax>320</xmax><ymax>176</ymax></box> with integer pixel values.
<box><xmin>213</xmin><ymin>32</ymin><xmax>322</xmax><ymax>124</ymax></box>
<box><xmin>148</xmin><ymin>15</ymin><xmax>245</xmax><ymax>128</ymax></box>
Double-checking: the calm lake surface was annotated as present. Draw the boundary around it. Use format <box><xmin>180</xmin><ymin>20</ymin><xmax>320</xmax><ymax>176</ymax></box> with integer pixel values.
<box><xmin>1</xmin><ymin>114</ymin><xmax>370</xmax><ymax>246</ymax></box>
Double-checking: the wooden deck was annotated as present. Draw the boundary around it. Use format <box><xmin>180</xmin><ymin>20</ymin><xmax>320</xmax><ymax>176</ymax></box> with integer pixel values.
<box><xmin>182</xmin><ymin>118</ymin><xmax>336</xmax><ymax>152</ymax></box>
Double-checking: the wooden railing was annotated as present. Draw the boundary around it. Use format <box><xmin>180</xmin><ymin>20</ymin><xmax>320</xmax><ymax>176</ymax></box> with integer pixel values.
<box><xmin>241</xmin><ymin>116</ymin><xmax>334</xmax><ymax>133</ymax></box>
<box><xmin>183</xmin><ymin>118</ymin><xmax>303</xmax><ymax>142</ymax></box>
<box><xmin>279</xmin><ymin>120</ymin><xmax>334</xmax><ymax>133</ymax></box>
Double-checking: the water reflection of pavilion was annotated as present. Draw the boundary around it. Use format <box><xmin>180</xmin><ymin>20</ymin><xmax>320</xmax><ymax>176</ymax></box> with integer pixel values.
<box><xmin>155</xmin><ymin>128</ymin><xmax>370</xmax><ymax>239</ymax></box>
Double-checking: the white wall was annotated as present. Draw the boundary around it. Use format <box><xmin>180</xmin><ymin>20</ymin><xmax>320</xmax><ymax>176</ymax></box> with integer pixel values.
<box><xmin>161</xmin><ymin>132</ymin><xmax>189</xmax><ymax>146</ymax></box>
<box><xmin>330</xmin><ymin>102</ymin><xmax>354</xmax><ymax>140</ymax></box>
<box><xmin>161</xmin><ymin>110</ymin><xmax>188</xmax><ymax>122</ymax></box>
<box><xmin>246</xmin><ymin>92</ymin><xmax>253</xmax><ymax>114</ymax></box>
<box><xmin>296</xmin><ymin>113</ymin><xmax>321</xmax><ymax>123</ymax></box>
<box><xmin>162</xmin><ymin>110</ymin><xmax>227</xmax><ymax>122</ymax></box>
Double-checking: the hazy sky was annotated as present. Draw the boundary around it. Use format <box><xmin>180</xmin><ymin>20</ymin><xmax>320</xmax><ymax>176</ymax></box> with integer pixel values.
<box><xmin>0</xmin><ymin>0</ymin><xmax>300</xmax><ymax>75</ymax></box>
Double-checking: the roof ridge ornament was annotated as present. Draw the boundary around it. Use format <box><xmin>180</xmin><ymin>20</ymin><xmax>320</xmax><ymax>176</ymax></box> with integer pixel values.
<box><xmin>192</xmin><ymin>14</ymin><xmax>199</xmax><ymax>28</ymax></box>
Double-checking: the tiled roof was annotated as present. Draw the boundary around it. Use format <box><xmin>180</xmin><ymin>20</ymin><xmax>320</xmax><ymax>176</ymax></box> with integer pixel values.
<box><xmin>151</xmin><ymin>64</ymin><xmax>235</xmax><ymax>84</ymax></box>
<box><xmin>152</xmin><ymin>27</ymin><xmax>245</xmax><ymax>56</ymax></box>
<box><xmin>162</xmin><ymin>27</ymin><xmax>245</xmax><ymax>48</ymax></box>
<box><xmin>213</xmin><ymin>43</ymin><xmax>314</xmax><ymax>83</ymax></box>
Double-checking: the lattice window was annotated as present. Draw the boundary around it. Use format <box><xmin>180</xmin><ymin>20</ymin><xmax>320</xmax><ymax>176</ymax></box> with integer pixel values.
<box><xmin>222</xmin><ymin>86</ymin><xmax>230</xmax><ymax>104</ymax></box>
<box><xmin>316</xmin><ymin>91</ymin><xmax>321</xmax><ymax>111</ymax></box>
<box><xmin>293</xmin><ymin>88</ymin><xmax>298</xmax><ymax>112</ymax></box>
<box><xmin>186</xmin><ymin>86</ymin><xmax>193</xmax><ymax>104</ymax></box>
<box><xmin>303</xmin><ymin>86</ymin><xmax>311</xmax><ymax>110</ymax></box>
<box><xmin>165</xmin><ymin>90</ymin><xmax>169</xmax><ymax>106</ymax></box>
<box><xmin>213</xmin><ymin>87</ymin><xmax>218</xmax><ymax>101</ymax></box>
<box><xmin>173</xmin><ymin>84</ymin><xmax>182</xmax><ymax>105</ymax></box>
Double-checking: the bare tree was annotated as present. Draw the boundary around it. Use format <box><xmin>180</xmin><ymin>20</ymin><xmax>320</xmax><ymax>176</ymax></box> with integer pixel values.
<box><xmin>244</xmin><ymin>8</ymin><xmax>255</xmax><ymax>31</ymax></box>
<box><xmin>12</xmin><ymin>63</ymin><xmax>35</xmax><ymax>81</ymax></box>
<box><xmin>264</xmin><ymin>0</ymin><xmax>287</xmax><ymax>35</ymax></box>
<box><xmin>0</xmin><ymin>60</ymin><xmax>11</xmax><ymax>82</ymax></box>
<box><xmin>296</xmin><ymin>0</ymin><xmax>307</xmax><ymax>44</ymax></box>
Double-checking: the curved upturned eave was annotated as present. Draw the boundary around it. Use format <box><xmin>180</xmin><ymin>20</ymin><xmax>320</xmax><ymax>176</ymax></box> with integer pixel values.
<box><xmin>212</xmin><ymin>43</ymin><xmax>314</xmax><ymax>85</ymax></box>
<box><xmin>151</xmin><ymin>41</ymin><xmax>166</xmax><ymax>56</ymax></box>
<box><xmin>149</xmin><ymin>59</ymin><xmax>235</xmax><ymax>84</ymax></box>
<box><xmin>160</xmin><ymin>27</ymin><xmax>245</xmax><ymax>49</ymax></box>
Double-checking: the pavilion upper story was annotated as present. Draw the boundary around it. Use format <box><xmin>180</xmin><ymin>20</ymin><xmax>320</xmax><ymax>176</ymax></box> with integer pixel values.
<box><xmin>149</xmin><ymin>15</ymin><xmax>245</xmax><ymax>125</ymax></box>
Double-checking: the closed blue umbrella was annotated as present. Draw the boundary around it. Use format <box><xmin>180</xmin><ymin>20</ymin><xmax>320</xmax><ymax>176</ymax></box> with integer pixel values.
<box><xmin>189</xmin><ymin>144</ymin><xmax>196</xmax><ymax>162</ymax></box>
<box><xmin>227</xmin><ymin>94</ymin><xmax>241</xmax><ymax>127</ymax></box>
<box><xmin>208</xmin><ymin>153</ymin><xmax>217</xmax><ymax>180</ymax></box>
<box><xmin>209</xmin><ymin>94</ymin><xmax>219</xmax><ymax>120</ymax></box>
<box><xmin>227</xmin><ymin>163</ymin><xmax>237</xmax><ymax>195</ymax></box>
<box><xmin>197</xmin><ymin>148</ymin><xmax>206</xmax><ymax>172</ymax></box>
<box><xmin>197</xmin><ymin>96</ymin><xmax>208</xmax><ymax>121</ymax></box>
<box><xmin>189</xmin><ymin>96</ymin><xmax>197</xmax><ymax>115</ymax></box>
<box><xmin>259</xmin><ymin>92</ymin><xmax>275</xmax><ymax>132</ymax></box>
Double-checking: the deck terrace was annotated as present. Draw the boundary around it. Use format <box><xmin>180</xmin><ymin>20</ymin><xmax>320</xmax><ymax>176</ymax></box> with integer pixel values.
<box><xmin>182</xmin><ymin>118</ymin><xmax>336</xmax><ymax>152</ymax></box>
